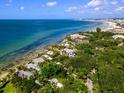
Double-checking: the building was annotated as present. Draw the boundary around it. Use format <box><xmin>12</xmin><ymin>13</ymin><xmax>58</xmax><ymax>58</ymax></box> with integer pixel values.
<box><xmin>60</xmin><ymin>48</ymin><xmax>76</xmax><ymax>57</ymax></box>
<box><xmin>70</xmin><ymin>34</ymin><xmax>87</xmax><ymax>40</ymax></box>
<box><xmin>112</xmin><ymin>35</ymin><xmax>124</xmax><ymax>39</ymax></box>
<box><xmin>16</xmin><ymin>69</ymin><xmax>33</xmax><ymax>79</ymax></box>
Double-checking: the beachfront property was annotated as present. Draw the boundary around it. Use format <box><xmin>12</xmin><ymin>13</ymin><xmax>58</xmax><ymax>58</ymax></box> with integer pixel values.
<box><xmin>61</xmin><ymin>42</ymin><xmax>70</xmax><ymax>48</ymax></box>
<box><xmin>25</xmin><ymin>63</ymin><xmax>40</xmax><ymax>71</ymax></box>
<box><xmin>32</xmin><ymin>57</ymin><xmax>45</xmax><ymax>64</ymax></box>
<box><xmin>85</xmin><ymin>78</ymin><xmax>93</xmax><ymax>93</ymax></box>
<box><xmin>112</xmin><ymin>35</ymin><xmax>124</xmax><ymax>39</ymax></box>
<box><xmin>16</xmin><ymin>69</ymin><xmax>33</xmax><ymax>79</ymax></box>
<box><xmin>70</xmin><ymin>33</ymin><xmax>89</xmax><ymax>44</ymax></box>
<box><xmin>74</xmin><ymin>39</ymin><xmax>89</xmax><ymax>44</ymax></box>
<box><xmin>60</xmin><ymin>48</ymin><xmax>76</xmax><ymax>57</ymax></box>
<box><xmin>43</xmin><ymin>55</ymin><xmax>53</xmax><ymax>61</ymax></box>
<box><xmin>48</xmin><ymin>78</ymin><xmax>63</xmax><ymax>88</ymax></box>
<box><xmin>46</xmin><ymin>51</ymin><xmax>54</xmax><ymax>55</ymax></box>
<box><xmin>25</xmin><ymin>57</ymin><xmax>44</xmax><ymax>71</ymax></box>
<box><xmin>70</xmin><ymin>34</ymin><xmax>87</xmax><ymax>40</ymax></box>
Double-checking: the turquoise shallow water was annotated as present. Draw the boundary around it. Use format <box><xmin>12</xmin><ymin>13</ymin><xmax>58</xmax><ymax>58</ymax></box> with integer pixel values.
<box><xmin>0</xmin><ymin>20</ymin><xmax>103</xmax><ymax>65</ymax></box>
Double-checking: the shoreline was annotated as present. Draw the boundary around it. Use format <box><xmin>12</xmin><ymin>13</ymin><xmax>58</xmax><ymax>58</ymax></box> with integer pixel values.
<box><xmin>0</xmin><ymin>21</ymin><xmax>104</xmax><ymax>70</ymax></box>
<box><xmin>1</xmin><ymin>20</ymin><xmax>124</xmax><ymax>93</ymax></box>
<box><xmin>0</xmin><ymin>21</ymin><xmax>113</xmax><ymax>80</ymax></box>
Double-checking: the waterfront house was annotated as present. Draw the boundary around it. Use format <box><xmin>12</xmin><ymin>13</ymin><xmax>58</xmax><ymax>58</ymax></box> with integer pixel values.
<box><xmin>16</xmin><ymin>69</ymin><xmax>33</xmax><ymax>79</ymax></box>
<box><xmin>43</xmin><ymin>55</ymin><xmax>53</xmax><ymax>61</ymax></box>
<box><xmin>25</xmin><ymin>57</ymin><xmax>44</xmax><ymax>71</ymax></box>
<box><xmin>74</xmin><ymin>39</ymin><xmax>89</xmax><ymax>44</ymax></box>
<box><xmin>112</xmin><ymin>35</ymin><xmax>124</xmax><ymax>39</ymax></box>
<box><xmin>46</xmin><ymin>51</ymin><xmax>54</xmax><ymax>55</ymax></box>
<box><xmin>70</xmin><ymin>34</ymin><xmax>87</xmax><ymax>40</ymax></box>
<box><xmin>25</xmin><ymin>63</ymin><xmax>40</xmax><ymax>71</ymax></box>
<box><xmin>32</xmin><ymin>57</ymin><xmax>44</xmax><ymax>64</ymax></box>
<box><xmin>60</xmin><ymin>48</ymin><xmax>76</xmax><ymax>57</ymax></box>
<box><xmin>48</xmin><ymin>78</ymin><xmax>63</xmax><ymax>88</ymax></box>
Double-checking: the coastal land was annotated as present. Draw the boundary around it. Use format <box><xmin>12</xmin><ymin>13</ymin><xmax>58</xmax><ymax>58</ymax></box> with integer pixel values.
<box><xmin>0</xmin><ymin>19</ymin><xmax>124</xmax><ymax>93</ymax></box>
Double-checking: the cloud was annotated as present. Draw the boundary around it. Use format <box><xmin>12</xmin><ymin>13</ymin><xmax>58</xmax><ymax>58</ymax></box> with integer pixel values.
<box><xmin>5</xmin><ymin>0</ymin><xmax>13</xmax><ymax>6</ymax></box>
<box><xmin>65</xmin><ymin>6</ymin><xmax>78</xmax><ymax>12</ymax></box>
<box><xmin>87</xmin><ymin>0</ymin><xmax>105</xmax><ymax>8</ymax></box>
<box><xmin>86</xmin><ymin>0</ymin><xmax>107</xmax><ymax>11</ymax></box>
<box><xmin>94</xmin><ymin>7</ymin><xmax>101</xmax><ymax>11</ymax></box>
<box><xmin>46</xmin><ymin>2</ymin><xmax>57</xmax><ymax>7</ymax></box>
<box><xmin>116</xmin><ymin>7</ymin><xmax>124</xmax><ymax>12</ymax></box>
<box><xmin>111</xmin><ymin>0</ymin><xmax>118</xmax><ymax>5</ymax></box>
<box><xmin>122</xmin><ymin>0</ymin><xmax>124</xmax><ymax>3</ymax></box>
<box><xmin>20</xmin><ymin>6</ymin><xmax>25</xmax><ymax>10</ymax></box>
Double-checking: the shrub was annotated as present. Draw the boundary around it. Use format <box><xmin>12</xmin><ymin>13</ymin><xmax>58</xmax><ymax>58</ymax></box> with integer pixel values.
<box><xmin>41</xmin><ymin>63</ymin><xmax>63</xmax><ymax>78</ymax></box>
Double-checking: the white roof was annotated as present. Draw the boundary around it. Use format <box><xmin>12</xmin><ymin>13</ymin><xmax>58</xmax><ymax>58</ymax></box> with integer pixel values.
<box><xmin>18</xmin><ymin>70</ymin><xmax>33</xmax><ymax>79</ymax></box>
<box><xmin>112</xmin><ymin>35</ymin><xmax>124</xmax><ymax>39</ymax></box>
<box><xmin>56</xmin><ymin>83</ymin><xmax>63</xmax><ymax>88</ymax></box>
<box><xmin>70</xmin><ymin>34</ymin><xmax>86</xmax><ymax>40</ymax></box>
<box><xmin>35</xmin><ymin>80</ymin><xmax>41</xmax><ymax>85</ymax></box>
<box><xmin>48</xmin><ymin>78</ymin><xmax>58</xmax><ymax>83</ymax></box>
<box><xmin>43</xmin><ymin>55</ymin><xmax>53</xmax><ymax>61</ymax></box>
<box><xmin>48</xmin><ymin>78</ymin><xmax>63</xmax><ymax>88</ymax></box>
<box><xmin>25</xmin><ymin>63</ymin><xmax>40</xmax><ymax>71</ymax></box>
<box><xmin>60</xmin><ymin>48</ymin><xmax>75</xmax><ymax>57</ymax></box>
<box><xmin>47</xmin><ymin>51</ymin><xmax>54</xmax><ymax>55</ymax></box>
<box><xmin>33</xmin><ymin>57</ymin><xmax>44</xmax><ymax>64</ymax></box>
<box><xmin>64</xmin><ymin>48</ymin><xmax>75</xmax><ymax>53</ymax></box>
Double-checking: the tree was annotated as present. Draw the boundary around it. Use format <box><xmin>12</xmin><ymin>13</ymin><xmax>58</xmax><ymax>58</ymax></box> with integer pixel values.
<box><xmin>38</xmin><ymin>84</ymin><xmax>53</xmax><ymax>93</ymax></box>
<box><xmin>22</xmin><ymin>79</ymin><xmax>40</xmax><ymax>93</ymax></box>
<box><xmin>96</xmin><ymin>27</ymin><xmax>101</xmax><ymax>32</ymax></box>
<box><xmin>41</xmin><ymin>63</ymin><xmax>63</xmax><ymax>78</ymax></box>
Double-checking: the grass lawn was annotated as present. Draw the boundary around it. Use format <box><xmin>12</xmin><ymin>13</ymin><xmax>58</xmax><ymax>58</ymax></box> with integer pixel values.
<box><xmin>3</xmin><ymin>82</ymin><xmax>16</xmax><ymax>93</ymax></box>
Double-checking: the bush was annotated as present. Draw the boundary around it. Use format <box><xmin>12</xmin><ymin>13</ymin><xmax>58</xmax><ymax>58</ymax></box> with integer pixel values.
<box><xmin>22</xmin><ymin>79</ymin><xmax>40</xmax><ymax>93</ymax></box>
<box><xmin>41</xmin><ymin>63</ymin><xmax>63</xmax><ymax>78</ymax></box>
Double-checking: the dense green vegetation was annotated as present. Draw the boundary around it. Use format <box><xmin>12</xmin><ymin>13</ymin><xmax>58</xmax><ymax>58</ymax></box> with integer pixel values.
<box><xmin>1</xmin><ymin>31</ymin><xmax>124</xmax><ymax>93</ymax></box>
<box><xmin>41</xmin><ymin>63</ymin><xmax>64</xmax><ymax>78</ymax></box>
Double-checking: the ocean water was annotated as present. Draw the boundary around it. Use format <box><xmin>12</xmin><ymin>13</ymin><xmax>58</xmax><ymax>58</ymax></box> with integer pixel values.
<box><xmin>0</xmin><ymin>20</ymin><xmax>103</xmax><ymax>65</ymax></box>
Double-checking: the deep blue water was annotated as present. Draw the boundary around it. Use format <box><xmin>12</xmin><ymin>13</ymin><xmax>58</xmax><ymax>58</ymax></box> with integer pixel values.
<box><xmin>0</xmin><ymin>20</ymin><xmax>103</xmax><ymax>65</ymax></box>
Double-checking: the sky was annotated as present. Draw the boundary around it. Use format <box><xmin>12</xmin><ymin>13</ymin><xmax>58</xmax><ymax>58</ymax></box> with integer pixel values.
<box><xmin>0</xmin><ymin>0</ymin><xmax>124</xmax><ymax>19</ymax></box>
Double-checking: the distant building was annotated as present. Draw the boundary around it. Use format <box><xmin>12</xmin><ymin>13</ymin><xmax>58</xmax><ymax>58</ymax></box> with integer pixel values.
<box><xmin>25</xmin><ymin>57</ymin><xmax>45</xmax><ymax>71</ymax></box>
<box><xmin>60</xmin><ymin>48</ymin><xmax>76</xmax><ymax>57</ymax></box>
<box><xmin>16</xmin><ymin>69</ymin><xmax>33</xmax><ymax>79</ymax></box>
<box><xmin>112</xmin><ymin>35</ymin><xmax>124</xmax><ymax>39</ymax></box>
<box><xmin>48</xmin><ymin>78</ymin><xmax>63</xmax><ymax>88</ymax></box>
<box><xmin>32</xmin><ymin>57</ymin><xmax>44</xmax><ymax>64</ymax></box>
<box><xmin>70</xmin><ymin>34</ymin><xmax>87</xmax><ymax>40</ymax></box>
<box><xmin>43</xmin><ymin>55</ymin><xmax>53</xmax><ymax>61</ymax></box>
<box><xmin>25</xmin><ymin>63</ymin><xmax>40</xmax><ymax>71</ymax></box>
<box><xmin>47</xmin><ymin>51</ymin><xmax>54</xmax><ymax>55</ymax></box>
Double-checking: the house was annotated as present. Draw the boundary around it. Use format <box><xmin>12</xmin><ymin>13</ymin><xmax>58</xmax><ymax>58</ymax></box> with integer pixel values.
<box><xmin>43</xmin><ymin>55</ymin><xmax>53</xmax><ymax>61</ymax></box>
<box><xmin>85</xmin><ymin>78</ymin><xmax>93</xmax><ymax>93</ymax></box>
<box><xmin>25</xmin><ymin>57</ymin><xmax>44</xmax><ymax>71</ymax></box>
<box><xmin>16</xmin><ymin>69</ymin><xmax>33</xmax><ymax>79</ymax></box>
<box><xmin>112</xmin><ymin>35</ymin><xmax>124</xmax><ymax>39</ymax></box>
<box><xmin>25</xmin><ymin>63</ymin><xmax>40</xmax><ymax>71</ymax></box>
<box><xmin>74</xmin><ymin>39</ymin><xmax>89</xmax><ymax>44</ymax></box>
<box><xmin>47</xmin><ymin>51</ymin><xmax>54</xmax><ymax>55</ymax></box>
<box><xmin>35</xmin><ymin>80</ymin><xmax>41</xmax><ymax>86</ymax></box>
<box><xmin>70</xmin><ymin>34</ymin><xmax>87</xmax><ymax>40</ymax></box>
<box><xmin>48</xmin><ymin>78</ymin><xmax>63</xmax><ymax>88</ymax></box>
<box><xmin>60</xmin><ymin>48</ymin><xmax>76</xmax><ymax>57</ymax></box>
<box><xmin>60</xmin><ymin>50</ymin><xmax>65</xmax><ymax>55</ymax></box>
<box><xmin>32</xmin><ymin>57</ymin><xmax>44</xmax><ymax>64</ymax></box>
<box><xmin>62</xmin><ymin>43</ymin><xmax>70</xmax><ymax>48</ymax></box>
